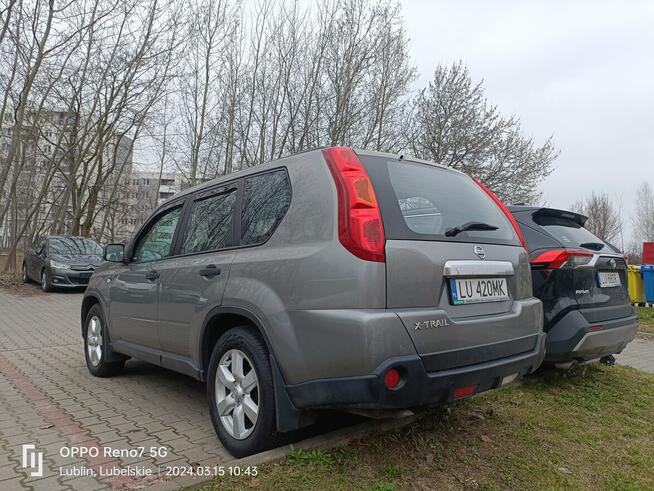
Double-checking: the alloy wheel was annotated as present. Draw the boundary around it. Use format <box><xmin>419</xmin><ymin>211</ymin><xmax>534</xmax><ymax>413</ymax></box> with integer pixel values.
<box><xmin>86</xmin><ymin>316</ymin><xmax>103</xmax><ymax>366</ymax></box>
<box><xmin>215</xmin><ymin>349</ymin><xmax>259</xmax><ymax>439</ymax></box>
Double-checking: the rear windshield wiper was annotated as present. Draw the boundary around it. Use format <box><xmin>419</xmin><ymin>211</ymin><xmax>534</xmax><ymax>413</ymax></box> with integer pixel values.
<box><xmin>445</xmin><ymin>221</ymin><xmax>499</xmax><ymax>237</ymax></box>
<box><xmin>580</xmin><ymin>242</ymin><xmax>605</xmax><ymax>251</ymax></box>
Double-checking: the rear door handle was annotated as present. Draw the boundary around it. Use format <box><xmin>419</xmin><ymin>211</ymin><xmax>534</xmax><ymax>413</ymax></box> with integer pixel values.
<box><xmin>199</xmin><ymin>264</ymin><xmax>221</xmax><ymax>278</ymax></box>
<box><xmin>145</xmin><ymin>270</ymin><xmax>160</xmax><ymax>281</ymax></box>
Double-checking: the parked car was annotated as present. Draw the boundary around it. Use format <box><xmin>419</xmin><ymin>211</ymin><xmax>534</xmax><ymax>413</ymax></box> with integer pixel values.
<box><xmin>508</xmin><ymin>206</ymin><xmax>638</xmax><ymax>368</ymax></box>
<box><xmin>81</xmin><ymin>147</ymin><xmax>545</xmax><ymax>457</ymax></box>
<box><xmin>22</xmin><ymin>236</ymin><xmax>104</xmax><ymax>292</ymax></box>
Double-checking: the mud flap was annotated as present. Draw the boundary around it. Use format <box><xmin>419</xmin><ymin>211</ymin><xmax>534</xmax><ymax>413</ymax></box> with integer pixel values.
<box><xmin>271</xmin><ymin>355</ymin><xmax>317</xmax><ymax>432</ymax></box>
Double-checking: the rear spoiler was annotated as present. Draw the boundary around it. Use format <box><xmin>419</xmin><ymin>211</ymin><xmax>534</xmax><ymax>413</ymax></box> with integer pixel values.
<box><xmin>531</xmin><ymin>207</ymin><xmax>588</xmax><ymax>227</ymax></box>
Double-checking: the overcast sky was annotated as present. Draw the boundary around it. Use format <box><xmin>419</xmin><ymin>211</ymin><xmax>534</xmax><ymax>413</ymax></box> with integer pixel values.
<box><xmin>402</xmin><ymin>0</ymin><xmax>654</xmax><ymax>246</ymax></box>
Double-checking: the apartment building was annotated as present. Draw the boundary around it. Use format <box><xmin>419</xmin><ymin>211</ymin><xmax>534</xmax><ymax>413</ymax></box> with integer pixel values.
<box><xmin>0</xmin><ymin>109</ymin><xmax>133</xmax><ymax>249</ymax></box>
<box><xmin>118</xmin><ymin>171</ymin><xmax>185</xmax><ymax>238</ymax></box>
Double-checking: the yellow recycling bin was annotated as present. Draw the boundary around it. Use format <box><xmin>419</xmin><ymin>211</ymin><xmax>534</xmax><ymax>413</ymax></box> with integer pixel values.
<box><xmin>628</xmin><ymin>265</ymin><xmax>645</xmax><ymax>304</ymax></box>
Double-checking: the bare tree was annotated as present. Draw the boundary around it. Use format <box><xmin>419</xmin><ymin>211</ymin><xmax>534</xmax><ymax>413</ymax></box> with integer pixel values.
<box><xmin>175</xmin><ymin>0</ymin><xmax>237</xmax><ymax>185</ymax></box>
<box><xmin>624</xmin><ymin>241</ymin><xmax>642</xmax><ymax>264</ymax></box>
<box><xmin>0</xmin><ymin>0</ymin><xmax>181</xmax><ymax>270</ymax></box>
<box><xmin>1</xmin><ymin>0</ymin><xmax>559</xmax><ymax>274</ymax></box>
<box><xmin>632</xmin><ymin>182</ymin><xmax>654</xmax><ymax>244</ymax></box>
<box><xmin>406</xmin><ymin>62</ymin><xmax>557</xmax><ymax>203</ymax></box>
<box><xmin>571</xmin><ymin>191</ymin><xmax>623</xmax><ymax>245</ymax></box>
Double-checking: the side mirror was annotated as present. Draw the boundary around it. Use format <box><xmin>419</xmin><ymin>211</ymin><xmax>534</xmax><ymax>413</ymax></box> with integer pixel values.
<box><xmin>104</xmin><ymin>243</ymin><xmax>125</xmax><ymax>263</ymax></box>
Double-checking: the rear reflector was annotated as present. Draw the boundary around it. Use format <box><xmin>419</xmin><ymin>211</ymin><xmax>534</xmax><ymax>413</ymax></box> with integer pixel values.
<box><xmin>323</xmin><ymin>147</ymin><xmax>385</xmax><ymax>263</ymax></box>
<box><xmin>588</xmin><ymin>325</ymin><xmax>603</xmax><ymax>332</ymax></box>
<box><xmin>531</xmin><ymin>249</ymin><xmax>593</xmax><ymax>269</ymax></box>
<box><xmin>453</xmin><ymin>385</ymin><xmax>476</xmax><ymax>399</ymax></box>
<box><xmin>384</xmin><ymin>368</ymin><xmax>401</xmax><ymax>389</ymax></box>
<box><xmin>472</xmin><ymin>178</ymin><xmax>527</xmax><ymax>251</ymax></box>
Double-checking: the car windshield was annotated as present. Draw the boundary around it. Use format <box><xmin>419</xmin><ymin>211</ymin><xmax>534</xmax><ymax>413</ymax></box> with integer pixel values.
<box><xmin>49</xmin><ymin>237</ymin><xmax>102</xmax><ymax>256</ymax></box>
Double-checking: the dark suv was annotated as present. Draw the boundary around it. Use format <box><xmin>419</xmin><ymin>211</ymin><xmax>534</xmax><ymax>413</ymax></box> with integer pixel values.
<box><xmin>82</xmin><ymin>148</ymin><xmax>545</xmax><ymax>456</ymax></box>
<box><xmin>509</xmin><ymin>206</ymin><xmax>637</xmax><ymax>367</ymax></box>
<box><xmin>22</xmin><ymin>236</ymin><xmax>104</xmax><ymax>291</ymax></box>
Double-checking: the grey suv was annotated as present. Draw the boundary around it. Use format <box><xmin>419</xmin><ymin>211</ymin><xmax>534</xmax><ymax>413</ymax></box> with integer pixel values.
<box><xmin>82</xmin><ymin>147</ymin><xmax>545</xmax><ymax>456</ymax></box>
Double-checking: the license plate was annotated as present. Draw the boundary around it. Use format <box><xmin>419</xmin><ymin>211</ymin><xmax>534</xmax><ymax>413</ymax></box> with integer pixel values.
<box><xmin>598</xmin><ymin>271</ymin><xmax>621</xmax><ymax>288</ymax></box>
<box><xmin>449</xmin><ymin>278</ymin><xmax>510</xmax><ymax>305</ymax></box>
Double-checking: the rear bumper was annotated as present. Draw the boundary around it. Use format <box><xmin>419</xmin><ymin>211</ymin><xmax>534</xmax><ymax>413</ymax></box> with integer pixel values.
<box><xmin>286</xmin><ymin>332</ymin><xmax>546</xmax><ymax>410</ymax></box>
<box><xmin>545</xmin><ymin>310</ymin><xmax>638</xmax><ymax>363</ymax></box>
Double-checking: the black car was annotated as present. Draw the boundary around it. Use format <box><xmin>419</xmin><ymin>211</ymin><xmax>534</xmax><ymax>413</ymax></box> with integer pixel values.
<box><xmin>22</xmin><ymin>236</ymin><xmax>104</xmax><ymax>292</ymax></box>
<box><xmin>509</xmin><ymin>206</ymin><xmax>638</xmax><ymax>368</ymax></box>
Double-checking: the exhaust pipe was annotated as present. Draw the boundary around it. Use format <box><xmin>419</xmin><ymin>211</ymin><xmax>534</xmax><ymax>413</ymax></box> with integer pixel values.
<box><xmin>554</xmin><ymin>361</ymin><xmax>577</xmax><ymax>370</ymax></box>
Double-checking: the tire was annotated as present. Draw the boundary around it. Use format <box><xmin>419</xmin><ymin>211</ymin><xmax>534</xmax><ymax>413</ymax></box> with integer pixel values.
<box><xmin>22</xmin><ymin>263</ymin><xmax>31</xmax><ymax>283</ymax></box>
<box><xmin>41</xmin><ymin>269</ymin><xmax>53</xmax><ymax>292</ymax></box>
<box><xmin>207</xmin><ymin>327</ymin><xmax>280</xmax><ymax>457</ymax></box>
<box><xmin>84</xmin><ymin>304</ymin><xmax>125</xmax><ymax>377</ymax></box>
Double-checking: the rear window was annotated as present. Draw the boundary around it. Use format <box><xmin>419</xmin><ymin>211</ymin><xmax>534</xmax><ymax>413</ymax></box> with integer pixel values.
<box><xmin>241</xmin><ymin>169</ymin><xmax>291</xmax><ymax>246</ymax></box>
<box><xmin>360</xmin><ymin>156</ymin><xmax>520</xmax><ymax>246</ymax></box>
<box><xmin>533</xmin><ymin>213</ymin><xmax>612</xmax><ymax>250</ymax></box>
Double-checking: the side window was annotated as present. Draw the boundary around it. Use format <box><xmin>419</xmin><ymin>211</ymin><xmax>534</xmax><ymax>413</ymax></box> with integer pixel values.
<box><xmin>132</xmin><ymin>206</ymin><xmax>182</xmax><ymax>263</ymax></box>
<box><xmin>34</xmin><ymin>239</ymin><xmax>45</xmax><ymax>254</ymax></box>
<box><xmin>181</xmin><ymin>189</ymin><xmax>237</xmax><ymax>254</ymax></box>
<box><xmin>241</xmin><ymin>169</ymin><xmax>291</xmax><ymax>245</ymax></box>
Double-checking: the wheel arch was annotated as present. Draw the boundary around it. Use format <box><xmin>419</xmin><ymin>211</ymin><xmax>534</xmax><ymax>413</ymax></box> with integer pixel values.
<box><xmin>80</xmin><ymin>294</ymin><xmax>104</xmax><ymax>337</ymax></box>
<box><xmin>199</xmin><ymin>305</ymin><xmax>314</xmax><ymax>433</ymax></box>
<box><xmin>198</xmin><ymin>306</ymin><xmax>274</xmax><ymax>382</ymax></box>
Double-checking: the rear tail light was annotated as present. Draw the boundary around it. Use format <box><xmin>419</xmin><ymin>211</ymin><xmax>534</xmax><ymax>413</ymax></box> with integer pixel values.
<box><xmin>472</xmin><ymin>178</ymin><xmax>527</xmax><ymax>251</ymax></box>
<box><xmin>531</xmin><ymin>249</ymin><xmax>593</xmax><ymax>269</ymax></box>
<box><xmin>323</xmin><ymin>147</ymin><xmax>385</xmax><ymax>262</ymax></box>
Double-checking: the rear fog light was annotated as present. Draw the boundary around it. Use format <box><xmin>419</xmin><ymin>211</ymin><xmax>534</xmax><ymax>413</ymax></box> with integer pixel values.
<box><xmin>453</xmin><ymin>385</ymin><xmax>476</xmax><ymax>399</ymax></box>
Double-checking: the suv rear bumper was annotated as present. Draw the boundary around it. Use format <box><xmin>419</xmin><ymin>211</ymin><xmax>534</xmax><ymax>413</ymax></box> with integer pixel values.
<box><xmin>286</xmin><ymin>332</ymin><xmax>546</xmax><ymax>410</ymax></box>
<box><xmin>544</xmin><ymin>310</ymin><xmax>638</xmax><ymax>363</ymax></box>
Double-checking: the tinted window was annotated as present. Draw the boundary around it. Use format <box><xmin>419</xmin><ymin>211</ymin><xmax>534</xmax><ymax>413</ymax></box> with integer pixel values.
<box><xmin>241</xmin><ymin>170</ymin><xmax>291</xmax><ymax>245</ymax></box>
<box><xmin>534</xmin><ymin>214</ymin><xmax>610</xmax><ymax>250</ymax></box>
<box><xmin>133</xmin><ymin>206</ymin><xmax>182</xmax><ymax>263</ymax></box>
<box><xmin>361</xmin><ymin>157</ymin><xmax>519</xmax><ymax>245</ymax></box>
<box><xmin>181</xmin><ymin>189</ymin><xmax>237</xmax><ymax>254</ymax></box>
<box><xmin>49</xmin><ymin>237</ymin><xmax>102</xmax><ymax>256</ymax></box>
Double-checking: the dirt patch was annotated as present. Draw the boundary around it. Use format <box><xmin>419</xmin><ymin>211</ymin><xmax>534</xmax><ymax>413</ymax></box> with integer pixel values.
<box><xmin>0</xmin><ymin>272</ymin><xmax>43</xmax><ymax>297</ymax></box>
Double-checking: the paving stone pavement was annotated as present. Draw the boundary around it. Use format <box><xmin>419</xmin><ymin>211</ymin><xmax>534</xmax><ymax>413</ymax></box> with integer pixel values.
<box><xmin>615</xmin><ymin>334</ymin><xmax>654</xmax><ymax>373</ymax></box>
<box><xmin>2</xmin><ymin>286</ymin><xmax>653</xmax><ymax>490</ymax></box>
<box><xmin>0</xmin><ymin>287</ymin><xmax>240</xmax><ymax>490</ymax></box>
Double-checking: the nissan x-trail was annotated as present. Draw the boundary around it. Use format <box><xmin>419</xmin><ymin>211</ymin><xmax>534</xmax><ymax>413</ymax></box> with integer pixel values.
<box><xmin>82</xmin><ymin>147</ymin><xmax>545</xmax><ymax>456</ymax></box>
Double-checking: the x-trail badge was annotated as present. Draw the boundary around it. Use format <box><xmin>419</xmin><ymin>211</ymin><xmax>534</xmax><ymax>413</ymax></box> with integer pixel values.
<box><xmin>474</xmin><ymin>245</ymin><xmax>486</xmax><ymax>259</ymax></box>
